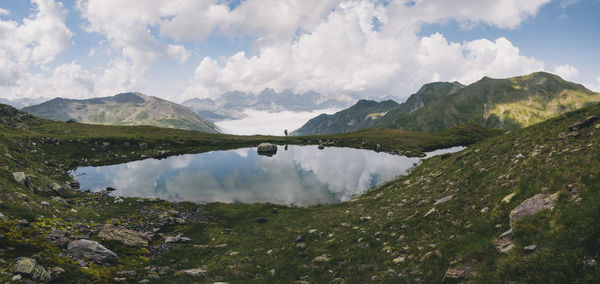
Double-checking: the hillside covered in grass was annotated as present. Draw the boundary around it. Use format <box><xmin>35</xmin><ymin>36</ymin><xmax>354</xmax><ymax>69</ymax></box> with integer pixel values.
<box><xmin>0</xmin><ymin>102</ymin><xmax>598</xmax><ymax>282</ymax></box>
<box><xmin>295</xmin><ymin>72</ymin><xmax>600</xmax><ymax>135</ymax></box>
<box><xmin>22</xmin><ymin>93</ymin><xmax>220</xmax><ymax>133</ymax></box>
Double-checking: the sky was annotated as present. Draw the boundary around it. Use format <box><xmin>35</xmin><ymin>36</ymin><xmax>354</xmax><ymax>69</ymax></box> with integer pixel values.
<box><xmin>0</xmin><ymin>0</ymin><xmax>599</xmax><ymax>104</ymax></box>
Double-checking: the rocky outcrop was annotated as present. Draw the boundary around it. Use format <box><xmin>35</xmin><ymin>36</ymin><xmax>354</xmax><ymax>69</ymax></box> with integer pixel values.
<box><xmin>13</xmin><ymin>257</ymin><xmax>51</xmax><ymax>282</ymax></box>
<box><xmin>494</xmin><ymin>229</ymin><xmax>514</xmax><ymax>253</ymax></box>
<box><xmin>510</xmin><ymin>192</ymin><xmax>559</xmax><ymax>224</ymax></box>
<box><xmin>67</xmin><ymin>239</ymin><xmax>118</xmax><ymax>263</ymax></box>
<box><xmin>444</xmin><ymin>265</ymin><xmax>474</xmax><ymax>281</ymax></box>
<box><xmin>568</xmin><ymin>116</ymin><xmax>599</xmax><ymax>131</ymax></box>
<box><xmin>98</xmin><ymin>224</ymin><xmax>151</xmax><ymax>246</ymax></box>
<box><xmin>13</xmin><ymin>172</ymin><xmax>33</xmax><ymax>191</ymax></box>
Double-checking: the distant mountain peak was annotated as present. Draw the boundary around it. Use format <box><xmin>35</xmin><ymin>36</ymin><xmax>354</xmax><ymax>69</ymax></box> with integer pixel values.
<box><xmin>111</xmin><ymin>92</ymin><xmax>147</xmax><ymax>103</ymax></box>
<box><xmin>22</xmin><ymin>93</ymin><xmax>219</xmax><ymax>133</ymax></box>
<box><xmin>182</xmin><ymin>89</ymin><xmax>352</xmax><ymax>122</ymax></box>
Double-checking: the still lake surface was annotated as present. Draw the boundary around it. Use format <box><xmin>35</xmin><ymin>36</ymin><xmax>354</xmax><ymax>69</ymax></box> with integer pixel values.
<box><xmin>71</xmin><ymin>145</ymin><xmax>464</xmax><ymax>206</ymax></box>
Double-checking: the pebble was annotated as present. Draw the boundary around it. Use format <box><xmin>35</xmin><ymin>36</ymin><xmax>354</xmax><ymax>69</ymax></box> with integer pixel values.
<box><xmin>524</xmin><ymin>244</ymin><xmax>537</xmax><ymax>253</ymax></box>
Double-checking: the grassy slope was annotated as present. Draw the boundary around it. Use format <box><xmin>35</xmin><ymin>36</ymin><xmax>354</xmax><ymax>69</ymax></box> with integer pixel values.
<box><xmin>377</xmin><ymin>72</ymin><xmax>600</xmax><ymax>132</ymax></box>
<box><xmin>22</xmin><ymin>93</ymin><xmax>220</xmax><ymax>133</ymax></box>
<box><xmin>295</xmin><ymin>72</ymin><xmax>600</xmax><ymax>136</ymax></box>
<box><xmin>148</xmin><ymin>103</ymin><xmax>599</xmax><ymax>283</ymax></box>
<box><xmin>292</xmin><ymin>99</ymin><xmax>400</xmax><ymax>136</ymax></box>
<box><xmin>0</xmin><ymin>103</ymin><xmax>598</xmax><ymax>282</ymax></box>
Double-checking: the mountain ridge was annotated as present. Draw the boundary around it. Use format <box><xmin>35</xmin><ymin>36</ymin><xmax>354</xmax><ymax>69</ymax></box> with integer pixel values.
<box><xmin>182</xmin><ymin>88</ymin><xmax>352</xmax><ymax>121</ymax></box>
<box><xmin>294</xmin><ymin>72</ymin><xmax>600</xmax><ymax>135</ymax></box>
<box><xmin>22</xmin><ymin>92</ymin><xmax>220</xmax><ymax>133</ymax></box>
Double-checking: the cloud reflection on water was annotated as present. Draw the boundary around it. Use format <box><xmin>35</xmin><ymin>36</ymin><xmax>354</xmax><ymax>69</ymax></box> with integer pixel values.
<box><xmin>72</xmin><ymin>146</ymin><xmax>464</xmax><ymax>206</ymax></box>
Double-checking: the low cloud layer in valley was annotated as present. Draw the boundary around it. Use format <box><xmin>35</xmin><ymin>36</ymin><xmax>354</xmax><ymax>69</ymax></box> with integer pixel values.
<box><xmin>215</xmin><ymin>108</ymin><xmax>339</xmax><ymax>135</ymax></box>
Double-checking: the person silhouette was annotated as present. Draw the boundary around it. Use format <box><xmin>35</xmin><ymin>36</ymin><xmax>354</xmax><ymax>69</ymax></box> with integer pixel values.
<box><xmin>284</xmin><ymin>129</ymin><xmax>288</xmax><ymax>136</ymax></box>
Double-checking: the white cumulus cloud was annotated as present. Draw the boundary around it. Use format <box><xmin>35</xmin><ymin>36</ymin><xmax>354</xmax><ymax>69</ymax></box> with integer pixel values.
<box><xmin>0</xmin><ymin>0</ymin><xmax>73</xmax><ymax>98</ymax></box>
<box><xmin>553</xmin><ymin>64</ymin><xmax>579</xmax><ymax>80</ymax></box>
<box><xmin>592</xmin><ymin>76</ymin><xmax>600</xmax><ymax>92</ymax></box>
<box><xmin>1</xmin><ymin>0</ymin><xmax>558</xmax><ymax>102</ymax></box>
<box><xmin>182</xmin><ymin>1</ymin><xmax>546</xmax><ymax>101</ymax></box>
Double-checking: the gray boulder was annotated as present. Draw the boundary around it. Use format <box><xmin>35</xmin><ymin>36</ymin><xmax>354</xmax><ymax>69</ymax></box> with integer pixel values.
<box><xmin>13</xmin><ymin>257</ymin><xmax>51</xmax><ymax>282</ymax></box>
<box><xmin>568</xmin><ymin>116</ymin><xmax>599</xmax><ymax>131</ymax></box>
<box><xmin>494</xmin><ymin>229</ymin><xmax>514</xmax><ymax>253</ymax></box>
<box><xmin>67</xmin><ymin>239</ymin><xmax>118</xmax><ymax>263</ymax></box>
<box><xmin>98</xmin><ymin>224</ymin><xmax>150</xmax><ymax>246</ymax></box>
<box><xmin>510</xmin><ymin>192</ymin><xmax>559</xmax><ymax>224</ymax></box>
<box><xmin>13</xmin><ymin>172</ymin><xmax>33</xmax><ymax>191</ymax></box>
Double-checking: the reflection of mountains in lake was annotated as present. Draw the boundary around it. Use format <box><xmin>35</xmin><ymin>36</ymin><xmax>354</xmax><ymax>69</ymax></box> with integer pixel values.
<box><xmin>71</xmin><ymin>146</ymin><xmax>464</xmax><ymax>206</ymax></box>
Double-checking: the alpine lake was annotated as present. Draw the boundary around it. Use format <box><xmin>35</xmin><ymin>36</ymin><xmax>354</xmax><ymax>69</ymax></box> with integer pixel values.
<box><xmin>71</xmin><ymin>145</ymin><xmax>465</xmax><ymax>206</ymax></box>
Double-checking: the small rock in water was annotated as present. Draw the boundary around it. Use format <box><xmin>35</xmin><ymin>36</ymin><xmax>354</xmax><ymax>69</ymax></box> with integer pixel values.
<box><xmin>257</xmin><ymin>143</ymin><xmax>277</xmax><ymax>156</ymax></box>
